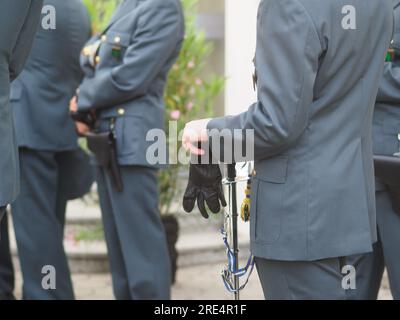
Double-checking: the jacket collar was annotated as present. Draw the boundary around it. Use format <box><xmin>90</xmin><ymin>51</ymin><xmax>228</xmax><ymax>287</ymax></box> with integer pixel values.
<box><xmin>103</xmin><ymin>0</ymin><xmax>139</xmax><ymax>33</ymax></box>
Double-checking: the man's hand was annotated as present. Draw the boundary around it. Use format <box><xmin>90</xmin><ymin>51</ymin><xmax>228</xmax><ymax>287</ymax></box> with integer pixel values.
<box><xmin>75</xmin><ymin>122</ymin><xmax>90</xmax><ymax>136</ymax></box>
<box><xmin>182</xmin><ymin>119</ymin><xmax>211</xmax><ymax>155</ymax></box>
<box><xmin>69</xmin><ymin>95</ymin><xmax>90</xmax><ymax>136</ymax></box>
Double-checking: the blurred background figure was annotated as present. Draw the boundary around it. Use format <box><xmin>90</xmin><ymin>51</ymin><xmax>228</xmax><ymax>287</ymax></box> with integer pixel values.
<box><xmin>347</xmin><ymin>0</ymin><xmax>400</xmax><ymax>301</ymax></box>
<box><xmin>0</xmin><ymin>0</ymin><xmax>93</xmax><ymax>300</ymax></box>
<box><xmin>71</xmin><ymin>0</ymin><xmax>184</xmax><ymax>300</ymax></box>
<box><xmin>0</xmin><ymin>0</ymin><xmax>43</xmax><ymax>224</ymax></box>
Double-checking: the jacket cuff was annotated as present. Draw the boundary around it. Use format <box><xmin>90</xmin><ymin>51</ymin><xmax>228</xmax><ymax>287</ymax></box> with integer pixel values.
<box><xmin>77</xmin><ymin>73</ymin><xmax>122</xmax><ymax>112</ymax></box>
<box><xmin>207</xmin><ymin>117</ymin><xmax>232</xmax><ymax>131</ymax></box>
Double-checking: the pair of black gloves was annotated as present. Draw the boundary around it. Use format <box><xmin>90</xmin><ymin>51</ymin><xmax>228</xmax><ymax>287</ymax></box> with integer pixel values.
<box><xmin>183</xmin><ymin>151</ymin><xmax>227</xmax><ymax>219</ymax></box>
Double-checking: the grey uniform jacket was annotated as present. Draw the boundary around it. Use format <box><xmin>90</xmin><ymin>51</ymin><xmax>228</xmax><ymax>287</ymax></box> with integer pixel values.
<box><xmin>0</xmin><ymin>0</ymin><xmax>43</xmax><ymax>207</ymax></box>
<box><xmin>208</xmin><ymin>0</ymin><xmax>393</xmax><ymax>261</ymax></box>
<box><xmin>11</xmin><ymin>0</ymin><xmax>91</xmax><ymax>151</ymax></box>
<box><xmin>373</xmin><ymin>0</ymin><xmax>400</xmax><ymax>192</ymax></box>
<box><xmin>77</xmin><ymin>0</ymin><xmax>184</xmax><ymax>167</ymax></box>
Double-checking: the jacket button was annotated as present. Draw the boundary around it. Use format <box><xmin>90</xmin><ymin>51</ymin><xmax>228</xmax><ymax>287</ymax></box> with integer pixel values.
<box><xmin>101</xmin><ymin>35</ymin><xmax>107</xmax><ymax>42</ymax></box>
<box><xmin>82</xmin><ymin>47</ymin><xmax>90</xmax><ymax>56</ymax></box>
<box><xmin>95</xmin><ymin>56</ymin><xmax>101</xmax><ymax>64</ymax></box>
<box><xmin>114</xmin><ymin>36</ymin><xmax>121</xmax><ymax>44</ymax></box>
<box><xmin>252</xmin><ymin>169</ymin><xmax>257</xmax><ymax>177</ymax></box>
<box><xmin>118</xmin><ymin>108</ymin><xmax>125</xmax><ymax>115</ymax></box>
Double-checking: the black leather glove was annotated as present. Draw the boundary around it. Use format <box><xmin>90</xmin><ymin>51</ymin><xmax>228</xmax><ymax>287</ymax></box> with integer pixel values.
<box><xmin>70</xmin><ymin>110</ymin><xmax>96</xmax><ymax>128</ymax></box>
<box><xmin>183</xmin><ymin>160</ymin><xmax>227</xmax><ymax>219</ymax></box>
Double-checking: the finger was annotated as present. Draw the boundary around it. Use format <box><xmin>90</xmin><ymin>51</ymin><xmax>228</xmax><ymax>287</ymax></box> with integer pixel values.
<box><xmin>197</xmin><ymin>193</ymin><xmax>209</xmax><ymax>219</ymax></box>
<box><xmin>218</xmin><ymin>187</ymin><xmax>227</xmax><ymax>207</ymax></box>
<box><xmin>182</xmin><ymin>190</ymin><xmax>196</xmax><ymax>213</ymax></box>
<box><xmin>75</xmin><ymin>124</ymin><xmax>84</xmax><ymax>137</ymax></box>
<box><xmin>70</xmin><ymin>96</ymin><xmax>78</xmax><ymax>112</ymax></box>
<box><xmin>188</xmin><ymin>130</ymin><xmax>209</xmax><ymax>143</ymax></box>
<box><xmin>206</xmin><ymin>193</ymin><xmax>221</xmax><ymax>214</ymax></box>
<box><xmin>188</xmin><ymin>143</ymin><xmax>205</xmax><ymax>156</ymax></box>
<box><xmin>77</xmin><ymin>122</ymin><xmax>89</xmax><ymax>135</ymax></box>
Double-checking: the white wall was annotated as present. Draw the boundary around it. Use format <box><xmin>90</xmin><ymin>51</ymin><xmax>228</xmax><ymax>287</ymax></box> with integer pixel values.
<box><xmin>224</xmin><ymin>1</ymin><xmax>260</xmax><ymax>242</ymax></box>
<box><xmin>224</xmin><ymin>0</ymin><xmax>260</xmax><ymax>116</ymax></box>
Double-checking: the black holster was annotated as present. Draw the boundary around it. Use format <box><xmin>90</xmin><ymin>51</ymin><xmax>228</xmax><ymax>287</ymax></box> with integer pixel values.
<box><xmin>374</xmin><ymin>155</ymin><xmax>400</xmax><ymax>216</ymax></box>
<box><xmin>85</xmin><ymin>131</ymin><xmax>123</xmax><ymax>193</ymax></box>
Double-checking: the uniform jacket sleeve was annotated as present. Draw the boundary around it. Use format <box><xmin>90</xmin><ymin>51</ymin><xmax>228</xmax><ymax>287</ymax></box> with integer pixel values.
<box><xmin>77</xmin><ymin>0</ymin><xmax>182</xmax><ymax>111</ymax></box>
<box><xmin>9</xmin><ymin>0</ymin><xmax>43</xmax><ymax>82</ymax></box>
<box><xmin>375</xmin><ymin>62</ymin><xmax>400</xmax><ymax>105</ymax></box>
<box><xmin>207</xmin><ymin>0</ymin><xmax>322</xmax><ymax>162</ymax></box>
